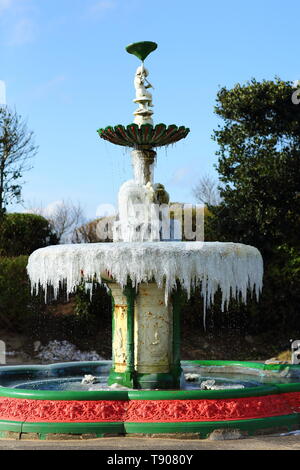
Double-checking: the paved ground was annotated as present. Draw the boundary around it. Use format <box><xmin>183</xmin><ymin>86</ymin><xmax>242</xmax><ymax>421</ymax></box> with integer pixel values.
<box><xmin>0</xmin><ymin>434</ymin><xmax>300</xmax><ymax>450</ymax></box>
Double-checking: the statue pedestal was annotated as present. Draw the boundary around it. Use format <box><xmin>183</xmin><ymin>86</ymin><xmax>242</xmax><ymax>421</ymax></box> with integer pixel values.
<box><xmin>107</xmin><ymin>282</ymin><xmax>182</xmax><ymax>389</ymax></box>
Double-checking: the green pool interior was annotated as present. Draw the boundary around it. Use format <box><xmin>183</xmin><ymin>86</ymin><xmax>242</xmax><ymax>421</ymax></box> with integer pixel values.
<box><xmin>1</xmin><ymin>360</ymin><xmax>300</xmax><ymax>394</ymax></box>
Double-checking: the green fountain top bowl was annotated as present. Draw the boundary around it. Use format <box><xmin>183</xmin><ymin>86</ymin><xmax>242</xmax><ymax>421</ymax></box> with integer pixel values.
<box><xmin>97</xmin><ymin>123</ymin><xmax>190</xmax><ymax>149</ymax></box>
<box><xmin>126</xmin><ymin>41</ymin><xmax>158</xmax><ymax>62</ymax></box>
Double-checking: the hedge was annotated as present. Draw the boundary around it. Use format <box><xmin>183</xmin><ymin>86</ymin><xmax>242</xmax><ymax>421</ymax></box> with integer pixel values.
<box><xmin>0</xmin><ymin>256</ymin><xmax>43</xmax><ymax>329</ymax></box>
<box><xmin>0</xmin><ymin>213</ymin><xmax>58</xmax><ymax>257</ymax></box>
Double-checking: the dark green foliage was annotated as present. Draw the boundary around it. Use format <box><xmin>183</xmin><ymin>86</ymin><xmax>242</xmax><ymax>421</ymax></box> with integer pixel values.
<box><xmin>0</xmin><ymin>213</ymin><xmax>58</xmax><ymax>256</ymax></box>
<box><xmin>256</xmin><ymin>245</ymin><xmax>300</xmax><ymax>332</ymax></box>
<box><xmin>28</xmin><ymin>284</ymin><xmax>113</xmax><ymax>352</ymax></box>
<box><xmin>206</xmin><ymin>78</ymin><xmax>300</xmax><ymax>333</ymax></box>
<box><xmin>29</xmin><ymin>309</ymin><xmax>105</xmax><ymax>351</ymax></box>
<box><xmin>210</xmin><ymin>78</ymin><xmax>300</xmax><ymax>254</ymax></box>
<box><xmin>0</xmin><ymin>255</ymin><xmax>112</xmax><ymax>348</ymax></box>
<box><xmin>74</xmin><ymin>282</ymin><xmax>112</xmax><ymax>319</ymax></box>
<box><xmin>0</xmin><ymin>213</ymin><xmax>58</xmax><ymax>330</ymax></box>
<box><xmin>0</xmin><ymin>256</ymin><xmax>43</xmax><ymax>329</ymax></box>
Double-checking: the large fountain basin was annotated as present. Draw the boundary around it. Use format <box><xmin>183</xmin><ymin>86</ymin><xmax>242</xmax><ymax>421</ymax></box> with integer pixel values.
<box><xmin>0</xmin><ymin>360</ymin><xmax>300</xmax><ymax>439</ymax></box>
<box><xmin>27</xmin><ymin>241</ymin><xmax>263</xmax><ymax>309</ymax></box>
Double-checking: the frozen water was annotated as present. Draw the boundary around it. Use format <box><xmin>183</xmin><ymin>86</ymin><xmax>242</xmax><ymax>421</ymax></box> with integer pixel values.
<box><xmin>113</xmin><ymin>180</ymin><xmax>161</xmax><ymax>242</ymax></box>
<box><xmin>35</xmin><ymin>340</ymin><xmax>103</xmax><ymax>363</ymax></box>
<box><xmin>81</xmin><ymin>375</ymin><xmax>98</xmax><ymax>385</ymax></box>
<box><xmin>200</xmin><ymin>379</ymin><xmax>245</xmax><ymax>390</ymax></box>
<box><xmin>5</xmin><ymin>361</ymin><xmax>300</xmax><ymax>391</ymax></box>
<box><xmin>27</xmin><ymin>241</ymin><xmax>263</xmax><ymax>313</ymax></box>
<box><xmin>185</xmin><ymin>373</ymin><xmax>200</xmax><ymax>382</ymax></box>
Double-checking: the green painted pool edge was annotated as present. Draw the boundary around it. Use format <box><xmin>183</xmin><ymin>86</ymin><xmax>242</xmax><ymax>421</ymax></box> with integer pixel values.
<box><xmin>22</xmin><ymin>421</ymin><xmax>124</xmax><ymax>436</ymax></box>
<box><xmin>1</xmin><ymin>359</ymin><xmax>297</xmax><ymax>373</ymax></box>
<box><xmin>0</xmin><ymin>383</ymin><xmax>286</xmax><ymax>401</ymax></box>
<box><xmin>0</xmin><ymin>388</ymin><xmax>129</xmax><ymax>401</ymax></box>
<box><xmin>181</xmin><ymin>359</ymin><xmax>300</xmax><ymax>372</ymax></box>
<box><xmin>0</xmin><ymin>420</ymin><xmax>23</xmax><ymax>433</ymax></box>
<box><xmin>0</xmin><ymin>414</ymin><xmax>298</xmax><ymax>439</ymax></box>
<box><xmin>1</xmin><ymin>360</ymin><xmax>300</xmax><ymax>400</ymax></box>
<box><xmin>128</xmin><ymin>384</ymin><xmax>282</xmax><ymax>400</ymax></box>
<box><xmin>125</xmin><ymin>414</ymin><xmax>299</xmax><ymax>437</ymax></box>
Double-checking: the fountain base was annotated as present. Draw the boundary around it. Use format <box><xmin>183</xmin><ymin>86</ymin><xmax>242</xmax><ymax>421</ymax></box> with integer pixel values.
<box><xmin>107</xmin><ymin>281</ymin><xmax>182</xmax><ymax>390</ymax></box>
<box><xmin>108</xmin><ymin>369</ymin><xmax>182</xmax><ymax>390</ymax></box>
<box><xmin>1</xmin><ymin>360</ymin><xmax>300</xmax><ymax>440</ymax></box>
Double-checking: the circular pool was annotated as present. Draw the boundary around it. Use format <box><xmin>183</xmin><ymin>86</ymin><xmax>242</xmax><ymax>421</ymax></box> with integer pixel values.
<box><xmin>0</xmin><ymin>360</ymin><xmax>300</xmax><ymax>440</ymax></box>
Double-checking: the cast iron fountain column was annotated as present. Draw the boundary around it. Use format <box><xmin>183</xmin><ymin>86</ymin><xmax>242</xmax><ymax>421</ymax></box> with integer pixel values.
<box><xmin>107</xmin><ymin>280</ymin><xmax>182</xmax><ymax>389</ymax></box>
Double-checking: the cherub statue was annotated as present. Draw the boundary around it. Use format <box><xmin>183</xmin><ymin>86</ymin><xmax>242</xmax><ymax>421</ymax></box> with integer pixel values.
<box><xmin>134</xmin><ymin>64</ymin><xmax>153</xmax><ymax>108</ymax></box>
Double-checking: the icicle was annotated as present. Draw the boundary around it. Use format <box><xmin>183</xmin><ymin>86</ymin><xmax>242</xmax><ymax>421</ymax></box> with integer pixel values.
<box><xmin>27</xmin><ymin>241</ymin><xmax>264</xmax><ymax>316</ymax></box>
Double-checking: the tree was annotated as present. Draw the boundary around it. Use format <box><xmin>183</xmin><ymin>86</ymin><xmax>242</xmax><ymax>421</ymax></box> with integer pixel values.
<box><xmin>205</xmin><ymin>78</ymin><xmax>300</xmax><ymax>333</ymax></box>
<box><xmin>192</xmin><ymin>174</ymin><xmax>222</xmax><ymax>206</ymax></box>
<box><xmin>26</xmin><ymin>199</ymin><xmax>86</xmax><ymax>244</ymax></box>
<box><xmin>45</xmin><ymin>200</ymin><xmax>86</xmax><ymax>244</ymax></box>
<box><xmin>0</xmin><ymin>106</ymin><xmax>38</xmax><ymax>215</ymax></box>
<box><xmin>209</xmin><ymin>78</ymin><xmax>300</xmax><ymax>255</ymax></box>
<box><xmin>73</xmin><ymin>216</ymin><xmax>115</xmax><ymax>243</ymax></box>
<box><xmin>0</xmin><ymin>213</ymin><xmax>58</xmax><ymax>256</ymax></box>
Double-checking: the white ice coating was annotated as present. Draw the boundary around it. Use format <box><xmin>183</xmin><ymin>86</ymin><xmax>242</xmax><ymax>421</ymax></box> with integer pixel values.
<box><xmin>113</xmin><ymin>149</ymin><xmax>170</xmax><ymax>242</ymax></box>
<box><xmin>113</xmin><ymin>180</ymin><xmax>165</xmax><ymax>242</ymax></box>
<box><xmin>27</xmin><ymin>241</ymin><xmax>263</xmax><ymax>315</ymax></box>
<box><xmin>131</xmin><ymin>150</ymin><xmax>156</xmax><ymax>185</ymax></box>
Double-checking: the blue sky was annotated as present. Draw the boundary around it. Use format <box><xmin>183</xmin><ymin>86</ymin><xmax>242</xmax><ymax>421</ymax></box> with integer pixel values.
<box><xmin>1</xmin><ymin>0</ymin><xmax>299</xmax><ymax>219</ymax></box>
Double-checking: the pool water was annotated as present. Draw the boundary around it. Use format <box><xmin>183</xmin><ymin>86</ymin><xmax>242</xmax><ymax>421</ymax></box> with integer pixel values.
<box><xmin>1</xmin><ymin>361</ymin><xmax>299</xmax><ymax>392</ymax></box>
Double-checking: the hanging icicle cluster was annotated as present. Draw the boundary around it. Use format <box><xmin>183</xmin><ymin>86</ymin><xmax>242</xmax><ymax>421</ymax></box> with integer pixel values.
<box><xmin>27</xmin><ymin>241</ymin><xmax>263</xmax><ymax>315</ymax></box>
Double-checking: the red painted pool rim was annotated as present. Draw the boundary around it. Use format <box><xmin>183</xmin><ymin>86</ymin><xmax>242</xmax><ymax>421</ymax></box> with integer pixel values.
<box><xmin>1</xmin><ymin>360</ymin><xmax>300</xmax><ymax>437</ymax></box>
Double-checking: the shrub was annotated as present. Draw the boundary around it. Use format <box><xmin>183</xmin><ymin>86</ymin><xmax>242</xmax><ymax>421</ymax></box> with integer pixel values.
<box><xmin>0</xmin><ymin>256</ymin><xmax>43</xmax><ymax>329</ymax></box>
<box><xmin>0</xmin><ymin>213</ymin><xmax>58</xmax><ymax>257</ymax></box>
<box><xmin>74</xmin><ymin>282</ymin><xmax>112</xmax><ymax>319</ymax></box>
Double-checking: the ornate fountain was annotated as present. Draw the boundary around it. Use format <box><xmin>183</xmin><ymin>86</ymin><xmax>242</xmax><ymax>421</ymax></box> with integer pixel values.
<box><xmin>28</xmin><ymin>42</ymin><xmax>263</xmax><ymax>391</ymax></box>
<box><xmin>0</xmin><ymin>43</ymin><xmax>299</xmax><ymax>440</ymax></box>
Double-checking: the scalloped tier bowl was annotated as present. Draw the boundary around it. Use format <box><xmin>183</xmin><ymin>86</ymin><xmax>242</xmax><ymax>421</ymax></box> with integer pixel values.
<box><xmin>1</xmin><ymin>361</ymin><xmax>300</xmax><ymax>439</ymax></box>
<box><xmin>97</xmin><ymin>123</ymin><xmax>190</xmax><ymax>148</ymax></box>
